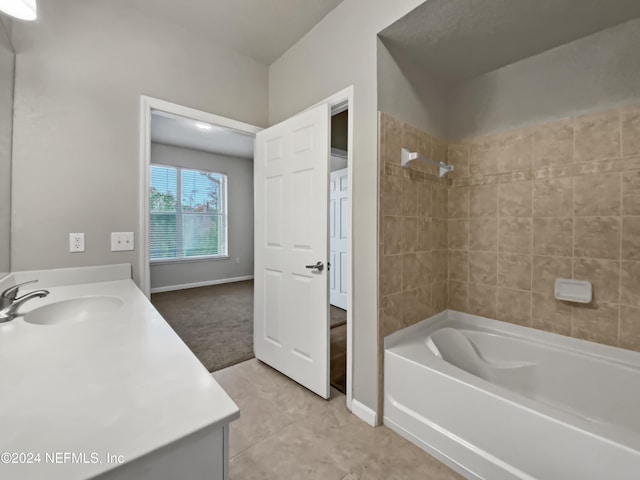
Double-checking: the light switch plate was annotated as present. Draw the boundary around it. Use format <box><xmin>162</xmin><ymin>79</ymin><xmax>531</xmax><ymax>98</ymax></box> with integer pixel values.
<box><xmin>111</xmin><ymin>232</ymin><xmax>134</xmax><ymax>252</ymax></box>
<box><xmin>69</xmin><ymin>233</ymin><xmax>85</xmax><ymax>253</ymax></box>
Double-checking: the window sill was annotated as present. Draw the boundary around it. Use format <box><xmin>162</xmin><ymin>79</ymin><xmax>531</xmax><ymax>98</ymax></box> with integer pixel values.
<box><xmin>150</xmin><ymin>255</ymin><xmax>230</xmax><ymax>266</ymax></box>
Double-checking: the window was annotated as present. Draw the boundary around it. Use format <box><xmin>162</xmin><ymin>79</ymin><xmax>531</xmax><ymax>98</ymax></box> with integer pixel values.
<box><xmin>150</xmin><ymin>165</ymin><xmax>227</xmax><ymax>261</ymax></box>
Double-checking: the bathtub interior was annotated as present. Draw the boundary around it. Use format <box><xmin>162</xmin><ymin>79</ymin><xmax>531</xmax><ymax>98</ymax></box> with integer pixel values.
<box><xmin>422</xmin><ymin>314</ymin><xmax>640</xmax><ymax>435</ymax></box>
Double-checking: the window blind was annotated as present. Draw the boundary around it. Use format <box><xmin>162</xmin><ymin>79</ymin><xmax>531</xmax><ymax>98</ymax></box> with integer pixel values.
<box><xmin>150</xmin><ymin>165</ymin><xmax>227</xmax><ymax>261</ymax></box>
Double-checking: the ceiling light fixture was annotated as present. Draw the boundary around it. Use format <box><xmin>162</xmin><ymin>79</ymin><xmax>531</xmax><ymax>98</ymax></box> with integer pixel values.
<box><xmin>195</xmin><ymin>123</ymin><xmax>213</xmax><ymax>131</ymax></box>
<box><xmin>0</xmin><ymin>0</ymin><xmax>37</xmax><ymax>21</ymax></box>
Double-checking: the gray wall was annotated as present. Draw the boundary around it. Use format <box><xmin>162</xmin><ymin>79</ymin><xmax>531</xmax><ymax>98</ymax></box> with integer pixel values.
<box><xmin>269</xmin><ymin>0</ymin><xmax>426</xmax><ymax>419</ymax></box>
<box><xmin>447</xmin><ymin>17</ymin><xmax>640</xmax><ymax>140</ymax></box>
<box><xmin>0</xmin><ymin>18</ymin><xmax>12</xmax><ymax>279</ymax></box>
<box><xmin>149</xmin><ymin>143</ymin><xmax>253</xmax><ymax>291</ymax></box>
<box><xmin>10</xmin><ymin>0</ymin><xmax>268</xmax><ymax>284</ymax></box>
<box><xmin>377</xmin><ymin>38</ymin><xmax>448</xmax><ymax>138</ymax></box>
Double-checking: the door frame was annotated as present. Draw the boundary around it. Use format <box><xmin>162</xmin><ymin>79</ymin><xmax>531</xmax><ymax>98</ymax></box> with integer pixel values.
<box><xmin>307</xmin><ymin>86</ymin><xmax>354</xmax><ymax>410</ymax></box>
<box><xmin>138</xmin><ymin>96</ymin><xmax>262</xmax><ymax>297</ymax></box>
<box><xmin>139</xmin><ymin>88</ymin><xmax>355</xmax><ymax>410</ymax></box>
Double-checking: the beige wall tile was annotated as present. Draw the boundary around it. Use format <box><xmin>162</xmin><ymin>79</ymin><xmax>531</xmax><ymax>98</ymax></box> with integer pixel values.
<box><xmin>401</xmin><ymin>217</ymin><xmax>417</xmax><ymax>253</ymax></box>
<box><xmin>401</xmin><ymin>176</ymin><xmax>419</xmax><ymax>216</ymax></box>
<box><xmin>448</xmin><ymin>281</ymin><xmax>468</xmax><ymax>311</ymax></box>
<box><xmin>498</xmin><ymin>253</ymin><xmax>532</xmax><ymax>291</ymax></box>
<box><xmin>498</xmin><ymin>181</ymin><xmax>532</xmax><ymax>217</ymax></box>
<box><xmin>622</xmin><ymin>171</ymin><xmax>640</xmax><ymax>216</ymax></box>
<box><xmin>432</xmin><ymin>251</ymin><xmax>448</xmax><ymax>284</ymax></box>
<box><xmin>469</xmin><ymin>251</ymin><xmax>498</xmax><ymax>285</ymax></box>
<box><xmin>380</xmin><ymin>174</ymin><xmax>402</xmax><ymax>216</ymax></box>
<box><xmin>574</xmin><ymin>173</ymin><xmax>620</xmax><ymax>216</ymax></box>
<box><xmin>496</xmin><ymin>131</ymin><xmax>533</xmax><ymax>173</ymax></box>
<box><xmin>417</xmin><ymin>184</ymin><xmax>432</xmax><ymax>218</ymax></box>
<box><xmin>533</xmin><ymin>218</ymin><xmax>573</xmax><ymax>256</ymax></box>
<box><xmin>416</xmin><ymin>251</ymin><xmax>433</xmax><ymax>286</ymax></box>
<box><xmin>532</xmin><ymin>256</ymin><xmax>572</xmax><ymax>294</ymax></box>
<box><xmin>448</xmin><ymin>219</ymin><xmax>469</xmax><ymax>250</ymax></box>
<box><xmin>401</xmin><ymin>288</ymin><xmax>422</xmax><ymax>327</ymax></box>
<box><xmin>533</xmin><ymin>119</ymin><xmax>574</xmax><ymax>168</ymax></box>
<box><xmin>622</xmin><ymin>216</ymin><xmax>640</xmax><ymax>261</ymax></box>
<box><xmin>432</xmin><ymin>186</ymin><xmax>448</xmax><ymax>218</ymax></box>
<box><xmin>448</xmin><ymin>251</ymin><xmax>469</xmax><ymax>283</ymax></box>
<box><xmin>621</xmin><ymin>105</ymin><xmax>640</xmax><ymax>157</ymax></box>
<box><xmin>380</xmin><ymin>292</ymin><xmax>403</xmax><ymax>338</ymax></box>
<box><xmin>499</xmin><ymin>217</ymin><xmax>532</xmax><ymax>254</ymax></box>
<box><xmin>402</xmin><ymin>253</ymin><xmax>419</xmax><ymax>292</ymax></box>
<box><xmin>448</xmin><ymin>187</ymin><xmax>469</xmax><ymax>218</ymax></box>
<box><xmin>380</xmin><ymin>254</ymin><xmax>402</xmax><ymax>297</ymax></box>
<box><xmin>469</xmin><ymin>218</ymin><xmax>498</xmax><ymax>252</ymax></box>
<box><xmin>382</xmin><ymin>114</ymin><xmax>403</xmax><ymax>167</ymax></box>
<box><xmin>432</xmin><ymin>283</ymin><xmax>449</xmax><ymax>313</ymax></box>
<box><xmin>448</xmin><ymin>144</ymin><xmax>469</xmax><ymax>178</ymax></box>
<box><xmin>469</xmin><ymin>143</ymin><xmax>498</xmax><ymax>176</ymax></box>
<box><xmin>432</xmin><ymin>218</ymin><xmax>448</xmax><ymax>251</ymax></box>
<box><xmin>573</xmin><ymin>258</ymin><xmax>620</xmax><ymax>304</ymax></box>
<box><xmin>574</xmin><ymin>217</ymin><xmax>620</xmax><ymax>259</ymax></box>
<box><xmin>619</xmin><ymin>305</ymin><xmax>640</xmax><ymax>351</ymax></box>
<box><xmin>417</xmin><ymin>217</ymin><xmax>433</xmax><ymax>252</ymax></box>
<box><xmin>383</xmin><ymin>216</ymin><xmax>402</xmax><ymax>255</ymax></box>
<box><xmin>433</xmin><ymin>137</ymin><xmax>447</xmax><ymax>163</ymax></box>
<box><xmin>401</xmin><ymin>123</ymin><xmax>422</xmax><ymax>155</ymax></box>
<box><xmin>532</xmin><ymin>292</ymin><xmax>572</xmax><ymax>335</ymax></box>
<box><xmin>573</xmin><ymin>110</ymin><xmax>621</xmax><ymax>162</ymax></box>
<box><xmin>533</xmin><ymin>178</ymin><xmax>573</xmax><ymax>217</ymax></box>
<box><xmin>468</xmin><ymin>284</ymin><xmax>497</xmax><ymax>318</ymax></box>
<box><xmin>572</xmin><ymin>303</ymin><xmax>619</xmax><ymax>346</ymax></box>
<box><xmin>469</xmin><ymin>185</ymin><xmax>498</xmax><ymax>217</ymax></box>
<box><xmin>497</xmin><ymin>288</ymin><xmax>532</xmax><ymax>326</ymax></box>
<box><xmin>621</xmin><ymin>261</ymin><xmax>640</xmax><ymax>307</ymax></box>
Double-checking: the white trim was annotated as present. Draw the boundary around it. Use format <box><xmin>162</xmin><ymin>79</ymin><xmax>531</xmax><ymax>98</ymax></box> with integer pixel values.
<box><xmin>150</xmin><ymin>275</ymin><xmax>254</xmax><ymax>294</ymax></box>
<box><xmin>139</xmin><ymin>95</ymin><xmax>262</xmax><ymax>298</ymax></box>
<box><xmin>312</xmin><ymin>86</ymin><xmax>355</xmax><ymax>413</ymax></box>
<box><xmin>351</xmin><ymin>399</ymin><xmax>377</xmax><ymax>427</ymax></box>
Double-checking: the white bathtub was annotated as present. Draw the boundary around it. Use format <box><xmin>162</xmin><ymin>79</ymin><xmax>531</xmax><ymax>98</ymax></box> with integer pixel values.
<box><xmin>383</xmin><ymin>310</ymin><xmax>640</xmax><ymax>480</ymax></box>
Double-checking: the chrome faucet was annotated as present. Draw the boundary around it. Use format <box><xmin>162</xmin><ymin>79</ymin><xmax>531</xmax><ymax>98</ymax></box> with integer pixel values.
<box><xmin>0</xmin><ymin>280</ymin><xmax>50</xmax><ymax>323</ymax></box>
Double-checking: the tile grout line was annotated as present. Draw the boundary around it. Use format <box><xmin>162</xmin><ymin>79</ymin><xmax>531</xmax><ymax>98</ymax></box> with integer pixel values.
<box><xmin>618</xmin><ymin>114</ymin><xmax>624</xmax><ymax>347</ymax></box>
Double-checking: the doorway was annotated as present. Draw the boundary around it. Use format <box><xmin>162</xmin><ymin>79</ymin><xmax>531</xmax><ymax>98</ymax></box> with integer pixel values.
<box><xmin>329</xmin><ymin>108</ymin><xmax>349</xmax><ymax>394</ymax></box>
<box><xmin>139</xmin><ymin>98</ymin><xmax>262</xmax><ymax>372</ymax></box>
<box><xmin>139</xmin><ymin>89</ymin><xmax>354</xmax><ymax>408</ymax></box>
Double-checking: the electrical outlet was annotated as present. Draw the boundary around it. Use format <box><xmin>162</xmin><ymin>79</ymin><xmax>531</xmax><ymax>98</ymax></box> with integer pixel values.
<box><xmin>111</xmin><ymin>232</ymin><xmax>134</xmax><ymax>252</ymax></box>
<box><xmin>69</xmin><ymin>233</ymin><xmax>85</xmax><ymax>253</ymax></box>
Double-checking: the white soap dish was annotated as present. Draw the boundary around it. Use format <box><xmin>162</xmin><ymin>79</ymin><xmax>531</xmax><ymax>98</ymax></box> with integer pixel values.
<box><xmin>554</xmin><ymin>278</ymin><xmax>592</xmax><ymax>303</ymax></box>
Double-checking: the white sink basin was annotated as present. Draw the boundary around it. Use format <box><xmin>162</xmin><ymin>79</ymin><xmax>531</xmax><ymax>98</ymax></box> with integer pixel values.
<box><xmin>23</xmin><ymin>296</ymin><xmax>123</xmax><ymax>325</ymax></box>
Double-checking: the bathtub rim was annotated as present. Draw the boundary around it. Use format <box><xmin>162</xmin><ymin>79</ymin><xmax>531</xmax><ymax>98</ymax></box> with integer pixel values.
<box><xmin>383</xmin><ymin>310</ymin><xmax>640</xmax><ymax>455</ymax></box>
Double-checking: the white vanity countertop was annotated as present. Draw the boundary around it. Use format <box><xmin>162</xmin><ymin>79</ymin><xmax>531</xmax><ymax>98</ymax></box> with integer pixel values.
<box><xmin>0</xmin><ymin>278</ymin><xmax>239</xmax><ymax>479</ymax></box>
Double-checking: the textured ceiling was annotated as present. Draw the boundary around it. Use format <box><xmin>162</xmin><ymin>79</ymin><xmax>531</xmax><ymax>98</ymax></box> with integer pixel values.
<box><xmin>380</xmin><ymin>0</ymin><xmax>640</xmax><ymax>82</ymax></box>
<box><xmin>151</xmin><ymin>111</ymin><xmax>254</xmax><ymax>159</ymax></box>
<box><xmin>125</xmin><ymin>0</ymin><xmax>343</xmax><ymax>65</ymax></box>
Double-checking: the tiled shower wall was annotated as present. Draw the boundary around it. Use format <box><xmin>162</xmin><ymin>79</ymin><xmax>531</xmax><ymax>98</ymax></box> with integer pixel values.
<box><xmin>447</xmin><ymin>104</ymin><xmax>640</xmax><ymax>350</ymax></box>
<box><xmin>377</xmin><ymin>112</ymin><xmax>449</xmax><ymax>412</ymax></box>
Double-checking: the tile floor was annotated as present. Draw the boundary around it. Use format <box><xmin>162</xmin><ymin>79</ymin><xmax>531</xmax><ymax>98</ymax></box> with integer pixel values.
<box><xmin>213</xmin><ymin>359</ymin><xmax>464</xmax><ymax>479</ymax></box>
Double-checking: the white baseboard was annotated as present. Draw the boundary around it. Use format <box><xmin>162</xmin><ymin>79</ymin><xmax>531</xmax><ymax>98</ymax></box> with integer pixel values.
<box><xmin>150</xmin><ymin>275</ymin><xmax>254</xmax><ymax>294</ymax></box>
<box><xmin>351</xmin><ymin>399</ymin><xmax>378</xmax><ymax>427</ymax></box>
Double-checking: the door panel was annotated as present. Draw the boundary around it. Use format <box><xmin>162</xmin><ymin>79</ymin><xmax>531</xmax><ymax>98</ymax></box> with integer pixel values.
<box><xmin>329</xmin><ymin>168</ymin><xmax>348</xmax><ymax>310</ymax></box>
<box><xmin>254</xmin><ymin>103</ymin><xmax>330</xmax><ymax>399</ymax></box>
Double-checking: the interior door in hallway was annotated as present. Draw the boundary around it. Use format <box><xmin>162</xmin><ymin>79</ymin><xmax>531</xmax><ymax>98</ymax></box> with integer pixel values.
<box><xmin>329</xmin><ymin>168</ymin><xmax>348</xmax><ymax>310</ymax></box>
<box><xmin>253</xmin><ymin>103</ymin><xmax>330</xmax><ymax>399</ymax></box>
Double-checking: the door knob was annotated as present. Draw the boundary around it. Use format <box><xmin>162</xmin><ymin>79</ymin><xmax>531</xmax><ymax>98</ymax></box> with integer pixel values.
<box><xmin>305</xmin><ymin>261</ymin><xmax>324</xmax><ymax>272</ymax></box>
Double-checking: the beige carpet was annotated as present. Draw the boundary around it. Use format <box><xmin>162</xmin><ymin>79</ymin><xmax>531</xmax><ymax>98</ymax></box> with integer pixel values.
<box><xmin>152</xmin><ymin>281</ymin><xmax>255</xmax><ymax>372</ymax></box>
<box><xmin>152</xmin><ymin>281</ymin><xmax>348</xmax><ymax>373</ymax></box>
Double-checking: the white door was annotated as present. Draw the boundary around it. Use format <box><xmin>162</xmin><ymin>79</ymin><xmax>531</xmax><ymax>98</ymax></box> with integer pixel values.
<box><xmin>254</xmin><ymin>103</ymin><xmax>330</xmax><ymax>399</ymax></box>
<box><xmin>329</xmin><ymin>168</ymin><xmax>348</xmax><ymax>310</ymax></box>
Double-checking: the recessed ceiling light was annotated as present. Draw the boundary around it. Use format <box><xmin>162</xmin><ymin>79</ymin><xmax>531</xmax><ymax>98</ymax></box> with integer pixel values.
<box><xmin>195</xmin><ymin>123</ymin><xmax>213</xmax><ymax>131</ymax></box>
<box><xmin>0</xmin><ymin>0</ymin><xmax>37</xmax><ymax>21</ymax></box>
